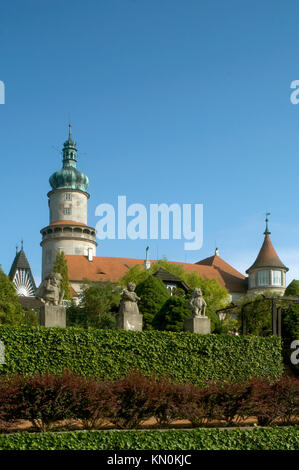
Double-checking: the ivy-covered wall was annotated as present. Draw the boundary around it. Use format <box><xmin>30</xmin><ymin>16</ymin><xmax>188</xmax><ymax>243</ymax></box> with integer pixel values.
<box><xmin>0</xmin><ymin>327</ymin><xmax>283</xmax><ymax>383</ymax></box>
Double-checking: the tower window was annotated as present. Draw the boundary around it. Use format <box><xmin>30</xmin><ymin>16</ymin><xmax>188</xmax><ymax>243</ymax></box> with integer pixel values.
<box><xmin>64</xmin><ymin>207</ymin><xmax>72</xmax><ymax>215</ymax></box>
<box><xmin>65</xmin><ymin>193</ymin><xmax>72</xmax><ymax>201</ymax></box>
<box><xmin>272</xmin><ymin>270</ymin><xmax>282</xmax><ymax>286</ymax></box>
<box><xmin>257</xmin><ymin>270</ymin><xmax>269</xmax><ymax>287</ymax></box>
<box><xmin>249</xmin><ymin>274</ymin><xmax>255</xmax><ymax>289</ymax></box>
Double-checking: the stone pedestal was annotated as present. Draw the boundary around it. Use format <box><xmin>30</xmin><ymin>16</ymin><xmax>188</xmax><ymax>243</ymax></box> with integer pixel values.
<box><xmin>184</xmin><ymin>316</ymin><xmax>211</xmax><ymax>334</ymax></box>
<box><xmin>116</xmin><ymin>312</ymin><xmax>143</xmax><ymax>332</ymax></box>
<box><xmin>39</xmin><ymin>305</ymin><xmax>66</xmax><ymax>328</ymax></box>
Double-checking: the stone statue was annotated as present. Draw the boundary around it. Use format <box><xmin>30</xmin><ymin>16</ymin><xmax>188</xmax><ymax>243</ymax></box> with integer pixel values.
<box><xmin>189</xmin><ymin>288</ymin><xmax>207</xmax><ymax>318</ymax></box>
<box><xmin>36</xmin><ymin>272</ymin><xmax>64</xmax><ymax>306</ymax></box>
<box><xmin>119</xmin><ymin>282</ymin><xmax>140</xmax><ymax>316</ymax></box>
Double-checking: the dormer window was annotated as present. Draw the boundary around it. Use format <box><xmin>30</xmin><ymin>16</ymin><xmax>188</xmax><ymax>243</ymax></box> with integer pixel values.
<box><xmin>257</xmin><ymin>270</ymin><xmax>269</xmax><ymax>287</ymax></box>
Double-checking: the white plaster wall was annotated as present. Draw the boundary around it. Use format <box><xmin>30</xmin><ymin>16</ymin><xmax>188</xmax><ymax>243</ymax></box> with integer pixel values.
<box><xmin>49</xmin><ymin>191</ymin><xmax>88</xmax><ymax>224</ymax></box>
<box><xmin>42</xmin><ymin>237</ymin><xmax>96</xmax><ymax>279</ymax></box>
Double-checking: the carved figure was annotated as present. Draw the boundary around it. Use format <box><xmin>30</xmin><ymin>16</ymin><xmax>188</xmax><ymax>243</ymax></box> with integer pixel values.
<box><xmin>189</xmin><ymin>288</ymin><xmax>207</xmax><ymax>318</ymax></box>
<box><xmin>119</xmin><ymin>282</ymin><xmax>140</xmax><ymax>316</ymax></box>
<box><xmin>37</xmin><ymin>272</ymin><xmax>64</xmax><ymax>306</ymax></box>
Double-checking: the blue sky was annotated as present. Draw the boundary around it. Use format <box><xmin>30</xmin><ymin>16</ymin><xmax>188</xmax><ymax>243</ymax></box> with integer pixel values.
<box><xmin>1</xmin><ymin>0</ymin><xmax>299</xmax><ymax>285</ymax></box>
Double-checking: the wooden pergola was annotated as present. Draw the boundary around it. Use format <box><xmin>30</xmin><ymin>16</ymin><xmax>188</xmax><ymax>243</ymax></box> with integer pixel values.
<box><xmin>217</xmin><ymin>295</ymin><xmax>299</xmax><ymax>336</ymax></box>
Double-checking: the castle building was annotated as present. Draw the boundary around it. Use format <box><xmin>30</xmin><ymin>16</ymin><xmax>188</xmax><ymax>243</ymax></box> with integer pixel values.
<box><xmin>40</xmin><ymin>126</ymin><xmax>97</xmax><ymax>280</ymax></box>
<box><xmin>64</xmin><ymin>249</ymin><xmax>247</xmax><ymax>301</ymax></box>
<box><xmin>7</xmin><ymin>127</ymin><xmax>290</xmax><ymax>305</ymax></box>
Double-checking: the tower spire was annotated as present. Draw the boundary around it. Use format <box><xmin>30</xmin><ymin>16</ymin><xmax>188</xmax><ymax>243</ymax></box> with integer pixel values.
<box><xmin>68</xmin><ymin>123</ymin><xmax>72</xmax><ymax>140</ymax></box>
<box><xmin>264</xmin><ymin>212</ymin><xmax>271</xmax><ymax>235</ymax></box>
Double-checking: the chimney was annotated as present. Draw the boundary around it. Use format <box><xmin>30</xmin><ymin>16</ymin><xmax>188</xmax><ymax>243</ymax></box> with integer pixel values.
<box><xmin>88</xmin><ymin>248</ymin><xmax>93</xmax><ymax>262</ymax></box>
<box><xmin>144</xmin><ymin>246</ymin><xmax>151</xmax><ymax>270</ymax></box>
<box><xmin>215</xmin><ymin>247</ymin><xmax>219</xmax><ymax>256</ymax></box>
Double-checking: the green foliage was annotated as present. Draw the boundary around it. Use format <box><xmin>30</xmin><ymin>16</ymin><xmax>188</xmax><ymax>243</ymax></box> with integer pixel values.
<box><xmin>135</xmin><ymin>276</ymin><xmax>170</xmax><ymax>329</ymax></box>
<box><xmin>0</xmin><ymin>427</ymin><xmax>298</xmax><ymax>450</ymax></box>
<box><xmin>53</xmin><ymin>251</ymin><xmax>72</xmax><ymax>300</ymax></box>
<box><xmin>0</xmin><ymin>327</ymin><xmax>283</xmax><ymax>383</ymax></box>
<box><xmin>281</xmin><ymin>304</ymin><xmax>299</xmax><ymax>373</ymax></box>
<box><xmin>282</xmin><ymin>305</ymin><xmax>299</xmax><ymax>341</ymax></box>
<box><xmin>152</xmin><ymin>295</ymin><xmax>190</xmax><ymax>332</ymax></box>
<box><xmin>67</xmin><ymin>281</ymin><xmax>121</xmax><ymax>329</ymax></box>
<box><xmin>120</xmin><ymin>264</ymin><xmax>149</xmax><ymax>287</ymax></box>
<box><xmin>237</xmin><ymin>296</ymin><xmax>273</xmax><ymax>336</ymax></box>
<box><xmin>120</xmin><ymin>259</ymin><xmax>229</xmax><ymax>332</ymax></box>
<box><xmin>285</xmin><ymin>280</ymin><xmax>299</xmax><ymax>297</ymax></box>
<box><xmin>0</xmin><ymin>268</ymin><xmax>25</xmax><ymax>325</ymax></box>
<box><xmin>22</xmin><ymin>309</ymin><xmax>39</xmax><ymax>326</ymax></box>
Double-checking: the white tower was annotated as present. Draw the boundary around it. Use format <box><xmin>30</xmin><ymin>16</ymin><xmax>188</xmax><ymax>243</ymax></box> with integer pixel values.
<box><xmin>40</xmin><ymin>126</ymin><xmax>97</xmax><ymax>280</ymax></box>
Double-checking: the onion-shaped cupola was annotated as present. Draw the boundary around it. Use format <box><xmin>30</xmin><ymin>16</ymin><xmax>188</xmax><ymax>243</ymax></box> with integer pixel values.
<box><xmin>49</xmin><ymin>125</ymin><xmax>89</xmax><ymax>192</ymax></box>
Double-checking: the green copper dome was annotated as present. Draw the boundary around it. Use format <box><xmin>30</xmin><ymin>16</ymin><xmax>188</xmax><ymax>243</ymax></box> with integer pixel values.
<box><xmin>49</xmin><ymin>125</ymin><xmax>89</xmax><ymax>192</ymax></box>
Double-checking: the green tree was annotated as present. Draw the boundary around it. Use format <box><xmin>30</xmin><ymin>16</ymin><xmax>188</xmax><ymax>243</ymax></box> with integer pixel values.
<box><xmin>135</xmin><ymin>275</ymin><xmax>170</xmax><ymax>329</ymax></box>
<box><xmin>152</xmin><ymin>295</ymin><xmax>190</xmax><ymax>332</ymax></box>
<box><xmin>236</xmin><ymin>295</ymin><xmax>273</xmax><ymax>336</ymax></box>
<box><xmin>285</xmin><ymin>280</ymin><xmax>299</xmax><ymax>297</ymax></box>
<box><xmin>0</xmin><ymin>267</ymin><xmax>24</xmax><ymax>325</ymax></box>
<box><xmin>67</xmin><ymin>280</ymin><xmax>121</xmax><ymax>329</ymax></box>
<box><xmin>53</xmin><ymin>251</ymin><xmax>72</xmax><ymax>300</ymax></box>
<box><xmin>282</xmin><ymin>304</ymin><xmax>299</xmax><ymax>341</ymax></box>
<box><xmin>121</xmin><ymin>259</ymin><xmax>229</xmax><ymax>332</ymax></box>
<box><xmin>120</xmin><ymin>264</ymin><xmax>149</xmax><ymax>287</ymax></box>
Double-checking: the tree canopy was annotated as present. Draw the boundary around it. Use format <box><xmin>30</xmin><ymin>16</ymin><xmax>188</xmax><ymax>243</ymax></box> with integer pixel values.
<box><xmin>67</xmin><ymin>280</ymin><xmax>121</xmax><ymax>329</ymax></box>
<box><xmin>135</xmin><ymin>275</ymin><xmax>170</xmax><ymax>329</ymax></box>
<box><xmin>120</xmin><ymin>258</ymin><xmax>229</xmax><ymax>331</ymax></box>
<box><xmin>152</xmin><ymin>295</ymin><xmax>190</xmax><ymax>332</ymax></box>
<box><xmin>285</xmin><ymin>280</ymin><xmax>299</xmax><ymax>297</ymax></box>
<box><xmin>0</xmin><ymin>267</ymin><xmax>25</xmax><ymax>325</ymax></box>
<box><xmin>53</xmin><ymin>251</ymin><xmax>72</xmax><ymax>300</ymax></box>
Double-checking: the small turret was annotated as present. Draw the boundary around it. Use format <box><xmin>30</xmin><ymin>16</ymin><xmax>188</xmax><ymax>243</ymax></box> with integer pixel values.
<box><xmin>246</xmin><ymin>214</ymin><xmax>288</xmax><ymax>295</ymax></box>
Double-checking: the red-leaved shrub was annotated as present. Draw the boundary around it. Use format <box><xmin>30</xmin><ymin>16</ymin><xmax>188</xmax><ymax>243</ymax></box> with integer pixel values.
<box><xmin>68</xmin><ymin>375</ymin><xmax>112</xmax><ymax>429</ymax></box>
<box><xmin>15</xmin><ymin>371</ymin><xmax>76</xmax><ymax>431</ymax></box>
<box><xmin>152</xmin><ymin>378</ymin><xmax>195</xmax><ymax>426</ymax></box>
<box><xmin>107</xmin><ymin>371</ymin><xmax>156</xmax><ymax>429</ymax></box>
<box><xmin>250</xmin><ymin>376</ymin><xmax>299</xmax><ymax>426</ymax></box>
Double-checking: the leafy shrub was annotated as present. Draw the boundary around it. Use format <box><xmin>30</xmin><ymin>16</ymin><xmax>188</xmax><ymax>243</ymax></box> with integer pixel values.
<box><xmin>152</xmin><ymin>379</ymin><xmax>194</xmax><ymax>425</ymax></box>
<box><xmin>66</xmin><ymin>375</ymin><xmax>112</xmax><ymax>430</ymax></box>
<box><xmin>67</xmin><ymin>281</ymin><xmax>120</xmax><ymax>329</ymax></box>
<box><xmin>0</xmin><ymin>371</ymin><xmax>298</xmax><ymax>432</ymax></box>
<box><xmin>152</xmin><ymin>296</ymin><xmax>190</xmax><ymax>332</ymax></box>
<box><xmin>135</xmin><ymin>276</ymin><xmax>170</xmax><ymax>330</ymax></box>
<box><xmin>285</xmin><ymin>280</ymin><xmax>299</xmax><ymax>297</ymax></box>
<box><xmin>249</xmin><ymin>376</ymin><xmax>299</xmax><ymax>426</ymax></box>
<box><xmin>107</xmin><ymin>372</ymin><xmax>157</xmax><ymax>429</ymax></box>
<box><xmin>1</xmin><ymin>427</ymin><xmax>299</xmax><ymax>450</ymax></box>
<box><xmin>12</xmin><ymin>372</ymin><xmax>76</xmax><ymax>432</ymax></box>
<box><xmin>0</xmin><ymin>327</ymin><xmax>283</xmax><ymax>384</ymax></box>
<box><xmin>0</xmin><ymin>375</ymin><xmax>26</xmax><ymax>431</ymax></box>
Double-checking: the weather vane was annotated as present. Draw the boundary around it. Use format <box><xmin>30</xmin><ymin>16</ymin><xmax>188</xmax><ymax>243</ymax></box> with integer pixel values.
<box><xmin>264</xmin><ymin>212</ymin><xmax>271</xmax><ymax>235</ymax></box>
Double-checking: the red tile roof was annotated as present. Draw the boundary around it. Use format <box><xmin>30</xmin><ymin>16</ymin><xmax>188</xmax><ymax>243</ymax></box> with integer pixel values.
<box><xmin>65</xmin><ymin>254</ymin><xmax>247</xmax><ymax>293</ymax></box>
<box><xmin>196</xmin><ymin>254</ymin><xmax>247</xmax><ymax>293</ymax></box>
<box><xmin>246</xmin><ymin>234</ymin><xmax>288</xmax><ymax>273</ymax></box>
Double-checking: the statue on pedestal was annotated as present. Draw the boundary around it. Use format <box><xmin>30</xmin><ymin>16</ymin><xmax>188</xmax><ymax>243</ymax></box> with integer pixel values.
<box><xmin>36</xmin><ymin>272</ymin><xmax>64</xmax><ymax>306</ymax></box>
<box><xmin>119</xmin><ymin>282</ymin><xmax>140</xmax><ymax>316</ymax></box>
<box><xmin>117</xmin><ymin>282</ymin><xmax>143</xmax><ymax>331</ymax></box>
<box><xmin>189</xmin><ymin>288</ymin><xmax>207</xmax><ymax>317</ymax></box>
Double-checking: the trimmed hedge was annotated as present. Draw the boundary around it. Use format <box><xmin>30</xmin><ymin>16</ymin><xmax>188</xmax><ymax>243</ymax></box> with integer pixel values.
<box><xmin>0</xmin><ymin>327</ymin><xmax>283</xmax><ymax>383</ymax></box>
<box><xmin>0</xmin><ymin>427</ymin><xmax>298</xmax><ymax>450</ymax></box>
